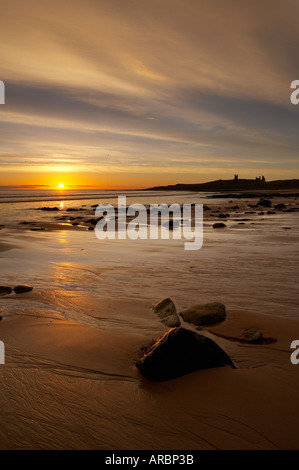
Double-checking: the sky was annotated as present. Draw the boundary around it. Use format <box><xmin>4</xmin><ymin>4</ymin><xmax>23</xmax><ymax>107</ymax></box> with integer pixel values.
<box><xmin>0</xmin><ymin>0</ymin><xmax>299</xmax><ymax>189</ymax></box>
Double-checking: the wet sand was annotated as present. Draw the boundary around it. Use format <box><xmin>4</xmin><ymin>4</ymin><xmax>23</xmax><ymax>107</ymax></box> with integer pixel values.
<box><xmin>0</xmin><ymin>193</ymin><xmax>299</xmax><ymax>450</ymax></box>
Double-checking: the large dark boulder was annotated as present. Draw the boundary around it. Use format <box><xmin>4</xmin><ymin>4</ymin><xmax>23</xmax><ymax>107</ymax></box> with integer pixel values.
<box><xmin>136</xmin><ymin>327</ymin><xmax>235</xmax><ymax>381</ymax></box>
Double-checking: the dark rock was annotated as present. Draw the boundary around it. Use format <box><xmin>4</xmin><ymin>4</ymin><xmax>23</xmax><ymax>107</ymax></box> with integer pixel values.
<box><xmin>242</xmin><ymin>329</ymin><xmax>263</xmax><ymax>344</ymax></box>
<box><xmin>86</xmin><ymin>218</ymin><xmax>98</xmax><ymax>225</ymax></box>
<box><xmin>136</xmin><ymin>327</ymin><xmax>235</xmax><ymax>381</ymax></box>
<box><xmin>151</xmin><ymin>298</ymin><xmax>180</xmax><ymax>328</ymax></box>
<box><xmin>180</xmin><ymin>302</ymin><xmax>226</xmax><ymax>326</ymax></box>
<box><xmin>213</xmin><ymin>222</ymin><xmax>226</xmax><ymax>228</ymax></box>
<box><xmin>274</xmin><ymin>203</ymin><xmax>286</xmax><ymax>210</ymax></box>
<box><xmin>232</xmin><ymin>205</ymin><xmax>239</xmax><ymax>209</ymax></box>
<box><xmin>88</xmin><ymin>226</ymin><xmax>94</xmax><ymax>231</ymax></box>
<box><xmin>267</xmin><ymin>210</ymin><xmax>276</xmax><ymax>214</ymax></box>
<box><xmin>13</xmin><ymin>285</ymin><xmax>33</xmax><ymax>294</ymax></box>
<box><xmin>30</xmin><ymin>228</ymin><xmax>45</xmax><ymax>231</ymax></box>
<box><xmin>203</xmin><ymin>205</ymin><xmax>211</xmax><ymax>210</ymax></box>
<box><xmin>0</xmin><ymin>286</ymin><xmax>13</xmax><ymax>295</ymax></box>
<box><xmin>218</xmin><ymin>213</ymin><xmax>230</xmax><ymax>218</ymax></box>
<box><xmin>257</xmin><ymin>199</ymin><xmax>272</xmax><ymax>208</ymax></box>
<box><xmin>66</xmin><ymin>208</ymin><xmax>78</xmax><ymax>212</ymax></box>
<box><xmin>37</xmin><ymin>207</ymin><xmax>59</xmax><ymax>211</ymax></box>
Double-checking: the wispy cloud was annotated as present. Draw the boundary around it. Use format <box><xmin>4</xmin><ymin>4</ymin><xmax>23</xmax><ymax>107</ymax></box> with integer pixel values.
<box><xmin>0</xmin><ymin>0</ymin><xmax>298</xmax><ymax>186</ymax></box>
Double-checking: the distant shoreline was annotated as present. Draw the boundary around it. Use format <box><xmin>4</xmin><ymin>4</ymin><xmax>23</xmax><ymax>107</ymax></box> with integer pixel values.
<box><xmin>146</xmin><ymin>178</ymin><xmax>299</xmax><ymax>193</ymax></box>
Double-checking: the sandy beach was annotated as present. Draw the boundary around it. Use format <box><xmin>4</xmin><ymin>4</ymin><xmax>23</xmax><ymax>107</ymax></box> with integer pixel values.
<box><xmin>0</xmin><ymin>190</ymin><xmax>298</xmax><ymax>450</ymax></box>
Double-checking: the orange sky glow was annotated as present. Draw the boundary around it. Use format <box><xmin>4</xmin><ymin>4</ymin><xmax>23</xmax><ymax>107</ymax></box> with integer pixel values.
<box><xmin>0</xmin><ymin>0</ymin><xmax>299</xmax><ymax>189</ymax></box>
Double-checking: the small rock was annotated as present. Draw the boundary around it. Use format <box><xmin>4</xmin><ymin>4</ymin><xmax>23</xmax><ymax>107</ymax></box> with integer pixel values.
<box><xmin>37</xmin><ymin>207</ymin><xmax>59</xmax><ymax>211</ymax></box>
<box><xmin>180</xmin><ymin>302</ymin><xmax>226</xmax><ymax>326</ymax></box>
<box><xmin>257</xmin><ymin>199</ymin><xmax>272</xmax><ymax>208</ymax></box>
<box><xmin>243</xmin><ymin>329</ymin><xmax>263</xmax><ymax>344</ymax></box>
<box><xmin>218</xmin><ymin>213</ymin><xmax>230</xmax><ymax>218</ymax></box>
<box><xmin>213</xmin><ymin>222</ymin><xmax>226</xmax><ymax>228</ymax></box>
<box><xmin>151</xmin><ymin>298</ymin><xmax>181</xmax><ymax>328</ymax></box>
<box><xmin>13</xmin><ymin>285</ymin><xmax>33</xmax><ymax>294</ymax></box>
<box><xmin>0</xmin><ymin>286</ymin><xmax>13</xmax><ymax>295</ymax></box>
<box><xmin>274</xmin><ymin>203</ymin><xmax>286</xmax><ymax>210</ymax></box>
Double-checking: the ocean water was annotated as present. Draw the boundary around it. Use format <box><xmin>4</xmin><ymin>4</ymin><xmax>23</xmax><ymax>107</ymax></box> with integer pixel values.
<box><xmin>0</xmin><ymin>188</ymin><xmax>216</xmax><ymax>227</ymax></box>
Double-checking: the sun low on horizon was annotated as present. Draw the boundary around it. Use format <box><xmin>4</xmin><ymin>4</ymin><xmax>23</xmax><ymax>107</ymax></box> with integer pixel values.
<box><xmin>58</xmin><ymin>183</ymin><xmax>64</xmax><ymax>189</ymax></box>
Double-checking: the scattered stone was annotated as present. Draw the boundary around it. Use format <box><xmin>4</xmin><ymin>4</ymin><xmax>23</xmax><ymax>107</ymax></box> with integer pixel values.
<box><xmin>0</xmin><ymin>286</ymin><xmax>13</xmax><ymax>295</ymax></box>
<box><xmin>213</xmin><ymin>222</ymin><xmax>226</xmax><ymax>228</ymax></box>
<box><xmin>86</xmin><ymin>218</ymin><xmax>98</xmax><ymax>225</ymax></box>
<box><xmin>37</xmin><ymin>207</ymin><xmax>59</xmax><ymax>211</ymax></box>
<box><xmin>66</xmin><ymin>208</ymin><xmax>78</xmax><ymax>212</ymax></box>
<box><xmin>13</xmin><ymin>285</ymin><xmax>33</xmax><ymax>294</ymax></box>
<box><xmin>267</xmin><ymin>210</ymin><xmax>276</xmax><ymax>214</ymax></box>
<box><xmin>274</xmin><ymin>203</ymin><xmax>286</xmax><ymax>210</ymax></box>
<box><xmin>88</xmin><ymin>226</ymin><xmax>94</xmax><ymax>231</ymax></box>
<box><xmin>257</xmin><ymin>199</ymin><xmax>272</xmax><ymax>208</ymax></box>
<box><xmin>203</xmin><ymin>205</ymin><xmax>211</xmax><ymax>210</ymax></box>
<box><xmin>232</xmin><ymin>205</ymin><xmax>239</xmax><ymax>209</ymax></box>
<box><xmin>151</xmin><ymin>298</ymin><xmax>181</xmax><ymax>328</ymax></box>
<box><xmin>282</xmin><ymin>227</ymin><xmax>291</xmax><ymax>230</ymax></box>
<box><xmin>218</xmin><ymin>213</ymin><xmax>230</xmax><ymax>218</ymax></box>
<box><xmin>30</xmin><ymin>227</ymin><xmax>46</xmax><ymax>231</ymax></box>
<box><xmin>136</xmin><ymin>327</ymin><xmax>235</xmax><ymax>381</ymax></box>
<box><xmin>242</xmin><ymin>329</ymin><xmax>263</xmax><ymax>344</ymax></box>
<box><xmin>245</xmin><ymin>211</ymin><xmax>256</xmax><ymax>214</ymax></box>
<box><xmin>180</xmin><ymin>302</ymin><xmax>226</xmax><ymax>326</ymax></box>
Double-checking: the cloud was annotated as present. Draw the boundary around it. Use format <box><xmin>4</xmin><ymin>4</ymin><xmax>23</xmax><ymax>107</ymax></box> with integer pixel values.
<box><xmin>0</xmin><ymin>0</ymin><xmax>298</xmax><ymax>185</ymax></box>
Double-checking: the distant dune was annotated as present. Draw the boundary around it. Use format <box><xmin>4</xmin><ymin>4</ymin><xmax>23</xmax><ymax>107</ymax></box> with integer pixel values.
<box><xmin>146</xmin><ymin>178</ymin><xmax>299</xmax><ymax>192</ymax></box>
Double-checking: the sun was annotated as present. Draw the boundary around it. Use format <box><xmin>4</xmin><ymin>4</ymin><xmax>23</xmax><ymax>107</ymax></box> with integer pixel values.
<box><xmin>58</xmin><ymin>183</ymin><xmax>64</xmax><ymax>189</ymax></box>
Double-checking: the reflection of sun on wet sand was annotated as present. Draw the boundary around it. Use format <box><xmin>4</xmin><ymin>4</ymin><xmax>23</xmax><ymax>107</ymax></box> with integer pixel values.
<box><xmin>0</xmin><ymin>190</ymin><xmax>299</xmax><ymax>449</ymax></box>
